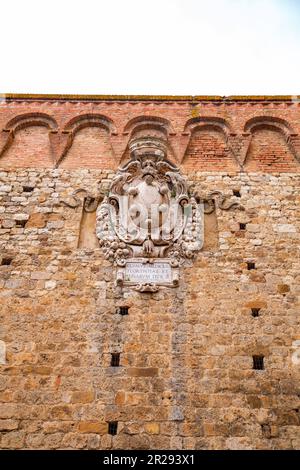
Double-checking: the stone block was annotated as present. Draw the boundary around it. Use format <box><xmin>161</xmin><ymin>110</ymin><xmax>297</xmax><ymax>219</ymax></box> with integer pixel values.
<box><xmin>0</xmin><ymin>185</ymin><xmax>12</xmax><ymax>192</ymax></box>
<box><xmin>274</xmin><ymin>224</ymin><xmax>296</xmax><ymax>233</ymax></box>
<box><xmin>247</xmin><ymin>224</ymin><xmax>260</xmax><ymax>232</ymax></box>
<box><xmin>14</xmin><ymin>213</ymin><xmax>29</xmax><ymax>221</ymax></box>
<box><xmin>115</xmin><ymin>391</ymin><xmax>125</xmax><ymax>405</ymax></box>
<box><xmin>2</xmin><ymin>219</ymin><xmax>14</xmax><ymax>228</ymax></box>
<box><xmin>144</xmin><ymin>422</ymin><xmax>160</xmax><ymax>434</ymax></box>
<box><xmin>31</xmin><ymin>271</ymin><xmax>51</xmax><ymax>280</ymax></box>
<box><xmin>127</xmin><ymin>368</ymin><xmax>158</xmax><ymax>377</ymax></box>
<box><xmin>0</xmin><ymin>419</ymin><xmax>19</xmax><ymax>431</ymax></box>
<box><xmin>45</xmin><ymin>280</ymin><xmax>57</xmax><ymax>290</ymax></box>
<box><xmin>26</xmin><ymin>213</ymin><xmax>47</xmax><ymax>228</ymax></box>
<box><xmin>78</xmin><ymin>421</ymin><xmax>107</xmax><ymax>434</ymax></box>
<box><xmin>277</xmin><ymin>284</ymin><xmax>290</xmax><ymax>294</ymax></box>
<box><xmin>47</xmin><ymin>220</ymin><xmax>64</xmax><ymax>229</ymax></box>
<box><xmin>71</xmin><ymin>391</ymin><xmax>95</xmax><ymax>403</ymax></box>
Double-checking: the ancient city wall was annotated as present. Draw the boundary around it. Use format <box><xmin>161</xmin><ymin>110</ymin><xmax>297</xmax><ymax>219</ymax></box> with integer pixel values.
<box><xmin>0</xmin><ymin>95</ymin><xmax>299</xmax><ymax>449</ymax></box>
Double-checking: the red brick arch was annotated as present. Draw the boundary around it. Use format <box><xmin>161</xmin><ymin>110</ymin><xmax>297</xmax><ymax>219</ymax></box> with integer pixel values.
<box><xmin>181</xmin><ymin>117</ymin><xmax>239</xmax><ymax>170</ymax></box>
<box><xmin>0</xmin><ymin>113</ymin><xmax>58</xmax><ymax>160</ymax></box>
<box><xmin>55</xmin><ymin>114</ymin><xmax>117</xmax><ymax>168</ymax></box>
<box><xmin>244</xmin><ymin>116</ymin><xmax>299</xmax><ymax>169</ymax></box>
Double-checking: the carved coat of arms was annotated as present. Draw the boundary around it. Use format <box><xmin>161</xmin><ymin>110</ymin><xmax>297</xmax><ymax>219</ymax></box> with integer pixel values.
<box><xmin>96</xmin><ymin>137</ymin><xmax>203</xmax><ymax>291</ymax></box>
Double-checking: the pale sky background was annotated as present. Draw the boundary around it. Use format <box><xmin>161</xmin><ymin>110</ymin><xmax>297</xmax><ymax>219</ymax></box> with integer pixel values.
<box><xmin>1</xmin><ymin>0</ymin><xmax>299</xmax><ymax>95</ymax></box>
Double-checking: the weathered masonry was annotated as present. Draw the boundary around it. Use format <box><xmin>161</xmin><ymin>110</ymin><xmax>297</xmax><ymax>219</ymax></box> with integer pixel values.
<box><xmin>0</xmin><ymin>94</ymin><xmax>299</xmax><ymax>450</ymax></box>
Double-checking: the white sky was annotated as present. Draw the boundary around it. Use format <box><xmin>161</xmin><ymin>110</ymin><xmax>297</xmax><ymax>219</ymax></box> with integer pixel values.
<box><xmin>1</xmin><ymin>0</ymin><xmax>299</xmax><ymax>95</ymax></box>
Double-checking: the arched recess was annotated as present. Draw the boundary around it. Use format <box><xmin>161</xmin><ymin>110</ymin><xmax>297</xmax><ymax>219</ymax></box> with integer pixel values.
<box><xmin>182</xmin><ymin>117</ymin><xmax>239</xmax><ymax>171</ymax></box>
<box><xmin>244</xmin><ymin>116</ymin><xmax>293</xmax><ymax>138</ymax></box>
<box><xmin>123</xmin><ymin>115</ymin><xmax>173</xmax><ymax>134</ymax></box>
<box><xmin>0</xmin><ymin>113</ymin><xmax>58</xmax><ymax>167</ymax></box>
<box><xmin>244</xmin><ymin>116</ymin><xmax>300</xmax><ymax>171</ymax></box>
<box><xmin>184</xmin><ymin>116</ymin><xmax>231</xmax><ymax>137</ymax></box>
<box><xmin>121</xmin><ymin>115</ymin><xmax>176</xmax><ymax>163</ymax></box>
<box><xmin>56</xmin><ymin>114</ymin><xmax>117</xmax><ymax>169</ymax></box>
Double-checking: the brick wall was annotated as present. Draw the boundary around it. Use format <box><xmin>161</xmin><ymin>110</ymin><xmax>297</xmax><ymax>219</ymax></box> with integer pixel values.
<box><xmin>0</xmin><ymin>97</ymin><xmax>300</xmax><ymax>172</ymax></box>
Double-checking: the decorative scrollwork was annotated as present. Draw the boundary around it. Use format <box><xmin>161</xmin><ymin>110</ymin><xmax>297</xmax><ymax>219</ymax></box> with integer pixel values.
<box><xmin>60</xmin><ymin>188</ymin><xmax>102</xmax><ymax>212</ymax></box>
<box><xmin>133</xmin><ymin>283</ymin><xmax>160</xmax><ymax>293</ymax></box>
<box><xmin>194</xmin><ymin>189</ymin><xmax>244</xmax><ymax>214</ymax></box>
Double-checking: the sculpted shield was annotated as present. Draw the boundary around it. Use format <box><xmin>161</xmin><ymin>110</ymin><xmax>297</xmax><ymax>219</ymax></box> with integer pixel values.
<box><xmin>96</xmin><ymin>136</ymin><xmax>204</xmax><ymax>291</ymax></box>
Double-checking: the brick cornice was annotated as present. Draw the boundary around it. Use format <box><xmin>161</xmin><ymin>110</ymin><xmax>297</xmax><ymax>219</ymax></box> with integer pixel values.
<box><xmin>0</xmin><ymin>94</ymin><xmax>299</xmax><ymax>103</ymax></box>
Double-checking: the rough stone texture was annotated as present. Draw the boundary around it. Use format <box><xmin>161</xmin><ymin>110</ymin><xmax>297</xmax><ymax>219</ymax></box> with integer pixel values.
<box><xmin>0</xmin><ymin>96</ymin><xmax>300</xmax><ymax>450</ymax></box>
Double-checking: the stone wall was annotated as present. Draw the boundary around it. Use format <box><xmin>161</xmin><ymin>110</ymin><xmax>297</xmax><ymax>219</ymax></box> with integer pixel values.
<box><xmin>0</xmin><ymin>96</ymin><xmax>299</xmax><ymax>449</ymax></box>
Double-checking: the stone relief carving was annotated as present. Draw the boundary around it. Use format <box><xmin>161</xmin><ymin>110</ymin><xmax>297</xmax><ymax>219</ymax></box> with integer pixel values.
<box><xmin>60</xmin><ymin>135</ymin><xmax>244</xmax><ymax>292</ymax></box>
<box><xmin>96</xmin><ymin>136</ymin><xmax>204</xmax><ymax>291</ymax></box>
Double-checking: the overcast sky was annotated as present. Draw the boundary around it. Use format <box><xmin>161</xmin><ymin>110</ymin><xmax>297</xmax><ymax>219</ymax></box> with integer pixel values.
<box><xmin>1</xmin><ymin>0</ymin><xmax>299</xmax><ymax>95</ymax></box>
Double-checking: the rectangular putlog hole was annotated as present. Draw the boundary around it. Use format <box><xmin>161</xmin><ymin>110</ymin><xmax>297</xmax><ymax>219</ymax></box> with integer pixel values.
<box><xmin>108</xmin><ymin>421</ymin><xmax>118</xmax><ymax>436</ymax></box>
<box><xmin>15</xmin><ymin>220</ymin><xmax>27</xmax><ymax>228</ymax></box>
<box><xmin>23</xmin><ymin>186</ymin><xmax>34</xmax><ymax>193</ymax></box>
<box><xmin>117</xmin><ymin>306</ymin><xmax>129</xmax><ymax>316</ymax></box>
<box><xmin>111</xmin><ymin>353</ymin><xmax>120</xmax><ymax>367</ymax></box>
<box><xmin>251</xmin><ymin>308</ymin><xmax>261</xmax><ymax>317</ymax></box>
<box><xmin>253</xmin><ymin>355</ymin><xmax>264</xmax><ymax>370</ymax></box>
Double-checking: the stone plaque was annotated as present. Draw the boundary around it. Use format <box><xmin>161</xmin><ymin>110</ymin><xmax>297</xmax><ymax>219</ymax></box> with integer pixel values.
<box><xmin>125</xmin><ymin>262</ymin><xmax>172</xmax><ymax>284</ymax></box>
